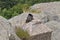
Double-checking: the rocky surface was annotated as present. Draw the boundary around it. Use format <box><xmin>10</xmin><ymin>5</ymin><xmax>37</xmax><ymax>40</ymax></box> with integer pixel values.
<box><xmin>21</xmin><ymin>19</ymin><xmax>52</xmax><ymax>40</ymax></box>
<box><xmin>0</xmin><ymin>16</ymin><xmax>9</xmax><ymax>40</ymax></box>
<box><xmin>8</xmin><ymin>11</ymin><xmax>60</xmax><ymax>27</ymax></box>
<box><xmin>8</xmin><ymin>2</ymin><xmax>60</xmax><ymax>40</ymax></box>
<box><xmin>0</xmin><ymin>16</ymin><xmax>21</xmax><ymax>40</ymax></box>
<box><xmin>8</xmin><ymin>13</ymin><xmax>42</xmax><ymax>28</ymax></box>
<box><xmin>31</xmin><ymin>2</ymin><xmax>60</xmax><ymax>15</ymax></box>
<box><xmin>22</xmin><ymin>20</ymin><xmax>52</xmax><ymax>36</ymax></box>
<box><xmin>45</xmin><ymin>21</ymin><xmax>60</xmax><ymax>40</ymax></box>
<box><xmin>31</xmin><ymin>2</ymin><xmax>60</xmax><ymax>40</ymax></box>
<box><xmin>9</xmin><ymin>12</ymin><xmax>60</xmax><ymax>40</ymax></box>
<box><xmin>0</xmin><ymin>2</ymin><xmax>60</xmax><ymax>40</ymax></box>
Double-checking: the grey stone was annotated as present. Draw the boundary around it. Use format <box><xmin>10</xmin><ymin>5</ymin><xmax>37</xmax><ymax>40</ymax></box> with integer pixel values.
<box><xmin>31</xmin><ymin>2</ymin><xmax>60</xmax><ymax>14</ymax></box>
<box><xmin>9</xmin><ymin>33</ymin><xmax>21</xmax><ymax>40</ymax></box>
<box><xmin>8</xmin><ymin>13</ymin><xmax>41</xmax><ymax>28</ymax></box>
<box><xmin>8</xmin><ymin>11</ymin><xmax>60</xmax><ymax>30</ymax></box>
<box><xmin>30</xmin><ymin>2</ymin><xmax>60</xmax><ymax>23</ymax></box>
<box><xmin>22</xmin><ymin>20</ymin><xmax>52</xmax><ymax>40</ymax></box>
<box><xmin>0</xmin><ymin>16</ymin><xmax>9</xmax><ymax>40</ymax></box>
<box><xmin>45</xmin><ymin>21</ymin><xmax>60</xmax><ymax>40</ymax></box>
<box><xmin>39</xmin><ymin>12</ymin><xmax>60</xmax><ymax>23</ymax></box>
<box><xmin>44</xmin><ymin>12</ymin><xmax>59</xmax><ymax>21</ymax></box>
<box><xmin>0</xmin><ymin>16</ymin><xmax>21</xmax><ymax>40</ymax></box>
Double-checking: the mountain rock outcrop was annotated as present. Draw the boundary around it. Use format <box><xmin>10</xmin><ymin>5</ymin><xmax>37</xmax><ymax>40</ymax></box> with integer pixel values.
<box><xmin>0</xmin><ymin>16</ymin><xmax>21</xmax><ymax>40</ymax></box>
<box><xmin>45</xmin><ymin>21</ymin><xmax>60</xmax><ymax>40</ymax></box>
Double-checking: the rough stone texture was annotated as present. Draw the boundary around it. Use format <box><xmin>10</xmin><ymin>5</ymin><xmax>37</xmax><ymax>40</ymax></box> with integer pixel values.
<box><xmin>30</xmin><ymin>2</ymin><xmax>60</xmax><ymax>23</ymax></box>
<box><xmin>0</xmin><ymin>16</ymin><xmax>9</xmax><ymax>40</ymax></box>
<box><xmin>22</xmin><ymin>20</ymin><xmax>52</xmax><ymax>40</ymax></box>
<box><xmin>8</xmin><ymin>12</ymin><xmax>54</xmax><ymax>40</ymax></box>
<box><xmin>8</xmin><ymin>11</ymin><xmax>60</xmax><ymax>27</ymax></box>
<box><xmin>45</xmin><ymin>21</ymin><xmax>60</xmax><ymax>40</ymax></box>
<box><xmin>10</xmin><ymin>33</ymin><xmax>21</xmax><ymax>40</ymax></box>
<box><xmin>31</xmin><ymin>2</ymin><xmax>60</xmax><ymax>23</ymax></box>
<box><xmin>31</xmin><ymin>2</ymin><xmax>60</xmax><ymax>15</ymax></box>
<box><xmin>8</xmin><ymin>2</ymin><xmax>60</xmax><ymax>40</ymax></box>
<box><xmin>8</xmin><ymin>13</ymin><xmax>42</xmax><ymax>28</ymax></box>
<box><xmin>39</xmin><ymin>12</ymin><xmax>60</xmax><ymax>23</ymax></box>
<box><xmin>29</xmin><ymin>32</ymin><xmax>51</xmax><ymax>40</ymax></box>
<box><xmin>0</xmin><ymin>16</ymin><xmax>21</xmax><ymax>40</ymax></box>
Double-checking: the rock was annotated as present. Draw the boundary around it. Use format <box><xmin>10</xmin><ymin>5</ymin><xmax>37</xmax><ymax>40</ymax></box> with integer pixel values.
<box><xmin>8</xmin><ymin>13</ymin><xmax>41</xmax><ymax>28</ymax></box>
<box><xmin>21</xmin><ymin>20</ymin><xmax>52</xmax><ymax>40</ymax></box>
<box><xmin>45</xmin><ymin>21</ymin><xmax>60</xmax><ymax>40</ymax></box>
<box><xmin>38</xmin><ymin>12</ymin><xmax>49</xmax><ymax>23</ymax></box>
<box><xmin>8</xmin><ymin>2</ymin><xmax>60</xmax><ymax>40</ymax></box>
<box><xmin>8</xmin><ymin>11</ymin><xmax>60</xmax><ymax>28</ymax></box>
<box><xmin>21</xmin><ymin>19</ymin><xmax>41</xmax><ymax>32</ymax></box>
<box><xmin>0</xmin><ymin>16</ymin><xmax>21</xmax><ymax>40</ymax></box>
<box><xmin>9</xmin><ymin>34</ymin><xmax>15</xmax><ymax>40</ymax></box>
<box><xmin>0</xmin><ymin>16</ymin><xmax>9</xmax><ymax>40</ymax></box>
<box><xmin>9</xmin><ymin>33</ymin><xmax>21</xmax><ymax>40</ymax></box>
<box><xmin>31</xmin><ymin>2</ymin><xmax>60</xmax><ymax>15</ymax></box>
<box><xmin>30</xmin><ymin>2</ymin><xmax>60</xmax><ymax>23</ymax></box>
<box><xmin>56</xmin><ymin>14</ymin><xmax>60</xmax><ymax>22</ymax></box>
<box><xmin>39</xmin><ymin>12</ymin><xmax>60</xmax><ymax>23</ymax></box>
<box><xmin>44</xmin><ymin>12</ymin><xmax>59</xmax><ymax>21</ymax></box>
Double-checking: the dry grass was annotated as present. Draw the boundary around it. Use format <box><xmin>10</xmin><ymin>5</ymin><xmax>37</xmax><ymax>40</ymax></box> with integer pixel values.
<box><xmin>15</xmin><ymin>27</ymin><xmax>30</xmax><ymax>40</ymax></box>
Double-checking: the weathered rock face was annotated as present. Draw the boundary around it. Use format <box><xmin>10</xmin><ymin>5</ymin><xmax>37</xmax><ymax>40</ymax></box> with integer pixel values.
<box><xmin>8</xmin><ymin>2</ymin><xmax>60</xmax><ymax>40</ymax></box>
<box><xmin>21</xmin><ymin>20</ymin><xmax>52</xmax><ymax>40</ymax></box>
<box><xmin>8</xmin><ymin>11</ymin><xmax>60</xmax><ymax>29</ymax></box>
<box><xmin>31</xmin><ymin>2</ymin><xmax>60</xmax><ymax>15</ymax></box>
<box><xmin>40</xmin><ymin>12</ymin><xmax>60</xmax><ymax>23</ymax></box>
<box><xmin>0</xmin><ymin>16</ymin><xmax>21</xmax><ymax>40</ymax></box>
<box><xmin>0</xmin><ymin>16</ymin><xmax>9</xmax><ymax>40</ymax></box>
<box><xmin>8</xmin><ymin>13</ymin><xmax>41</xmax><ymax>29</ymax></box>
<box><xmin>21</xmin><ymin>20</ymin><xmax>41</xmax><ymax>33</ymax></box>
<box><xmin>45</xmin><ymin>21</ymin><xmax>60</xmax><ymax>40</ymax></box>
<box><xmin>30</xmin><ymin>2</ymin><xmax>60</xmax><ymax>23</ymax></box>
<box><xmin>9</xmin><ymin>13</ymin><xmax>53</xmax><ymax>40</ymax></box>
<box><xmin>9</xmin><ymin>33</ymin><xmax>21</xmax><ymax>40</ymax></box>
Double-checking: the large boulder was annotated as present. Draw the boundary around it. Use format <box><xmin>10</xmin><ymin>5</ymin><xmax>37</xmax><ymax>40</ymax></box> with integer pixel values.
<box><xmin>45</xmin><ymin>21</ymin><xmax>60</xmax><ymax>40</ymax></box>
<box><xmin>40</xmin><ymin>12</ymin><xmax>60</xmax><ymax>23</ymax></box>
<box><xmin>0</xmin><ymin>16</ymin><xmax>21</xmax><ymax>40</ymax></box>
<box><xmin>21</xmin><ymin>20</ymin><xmax>52</xmax><ymax>40</ymax></box>
<box><xmin>9</xmin><ymin>2</ymin><xmax>60</xmax><ymax>27</ymax></box>
<box><xmin>8</xmin><ymin>11</ymin><xmax>60</xmax><ymax>29</ymax></box>
<box><xmin>31</xmin><ymin>2</ymin><xmax>60</xmax><ymax>15</ymax></box>
<box><xmin>30</xmin><ymin>2</ymin><xmax>60</xmax><ymax>23</ymax></box>
<box><xmin>8</xmin><ymin>13</ymin><xmax>42</xmax><ymax>29</ymax></box>
<box><xmin>0</xmin><ymin>16</ymin><xmax>9</xmax><ymax>40</ymax></box>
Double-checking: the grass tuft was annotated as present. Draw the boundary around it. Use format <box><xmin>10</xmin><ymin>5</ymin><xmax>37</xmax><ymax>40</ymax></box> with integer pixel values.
<box><xmin>15</xmin><ymin>27</ymin><xmax>30</xmax><ymax>40</ymax></box>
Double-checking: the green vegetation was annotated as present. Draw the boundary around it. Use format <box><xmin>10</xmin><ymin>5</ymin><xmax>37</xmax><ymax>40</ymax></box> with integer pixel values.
<box><xmin>0</xmin><ymin>0</ymin><xmax>60</xmax><ymax>19</ymax></box>
<box><xmin>15</xmin><ymin>27</ymin><xmax>30</xmax><ymax>40</ymax></box>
